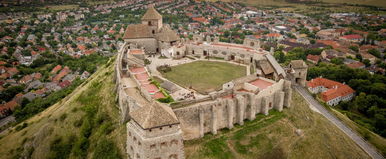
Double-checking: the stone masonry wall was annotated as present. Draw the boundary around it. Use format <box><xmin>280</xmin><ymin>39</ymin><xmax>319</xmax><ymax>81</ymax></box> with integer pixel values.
<box><xmin>173</xmin><ymin>79</ymin><xmax>291</xmax><ymax>140</ymax></box>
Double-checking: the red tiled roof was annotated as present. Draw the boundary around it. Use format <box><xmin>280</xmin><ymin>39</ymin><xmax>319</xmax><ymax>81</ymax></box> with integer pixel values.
<box><xmin>51</xmin><ymin>65</ymin><xmax>62</xmax><ymax>74</ymax></box>
<box><xmin>152</xmin><ymin>92</ymin><xmax>165</xmax><ymax>99</ymax></box>
<box><xmin>59</xmin><ymin>80</ymin><xmax>71</xmax><ymax>88</ymax></box>
<box><xmin>192</xmin><ymin>17</ymin><xmax>209</xmax><ymax>23</ymax></box>
<box><xmin>6</xmin><ymin>67</ymin><xmax>19</xmax><ymax>75</ymax></box>
<box><xmin>321</xmin><ymin>85</ymin><xmax>354</xmax><ymax>101</ymax></box>
<box><xmin>222</xmin><ymin>94</ymin><xmax>234</xmax><ymax>99</ymax></box>
<box><xmin>130</xmin><ymin>49</ymin><xmax>144</xmax><ymax>55</ymax></box>
<box><xmin>341</xmin><ymin>34</ymin><xmax>362</xmax><ymax>40</ymax></box>
<box><xmin>253</xmin><ymin>35</ymin><xmax>262</xmax><ymax>39</ymax></box>
<box><xmin>34</xmin><ymin>73</ymin><xmax>42</xmax><ymax>79</ymax></box>
<box><xmin>0</xmin><ymin>100</ymin><xmax>18</xmax><ymax>112</ymax></box>
<box><xmin>77</xmin><ymin>45</ymin><xmax>86</xmax><ymax>50</ymax></box>
<box><xmin>130</xmin><ymin>67</ymin><xmax>146</xmax><ymax>73</ymax></box>
<box><xmin>141</xmin><ymin>84</ymin><xmax>159</xmax><ymax>94</ymax></box>
<box><xmin>35</xmin><ymin>88</ymin><xmax>47</xmax><ymax>95</ymax></box>
<box><xmin>84</xmin><ymin>49</ymin><xmax>95</xmax><ymax>55</ymax></box>
<box><xmin>53</xmin><ymin>67</ymin><xmax>70</xmax><ymax>82</ymax></box>
<box><xmin>249</xmin><ymin>79</ymin><xmax>273</xmax><ymax>90</ymax></box>
<box><xmin>31</xmin><ymin>51</ymin><xmax>38</xmax><ymax>56</ymax></box>
<box><xmin>265</xmin><ymin>33</ymin><xmax>281</xmax><ymax>38</ymax></box>
<box><xmin>19</xmin><ymin>75</ymin><xmax>32</xmax><ymax>83</ymax></box>
<box><xmin>346</xmin><ymin>62</ymin><xmax>365</xmax><ymax>69</ymax></box>
<box><xmin>307</xmin><ymin>77</ymin><xmax>342</xmax><ymax>89</ymax></box>
<box><xmin>307</xmin><ymin>77</ymin><xmax>355</xmax><ymax>102</ymax></box>
<box><xmin>307</xmin><ymin>54</ymin><xmax>320</xmax><ymax>62</ymax></box>
<box><xmin>135</xmin><ymin>73</ymin><xmax>149</xmax><ymax>81</ymax></box>
<box><xmin>317</xmin><ymin>40</ymin><xmax>340</xmax><ymax>49</ymax></box>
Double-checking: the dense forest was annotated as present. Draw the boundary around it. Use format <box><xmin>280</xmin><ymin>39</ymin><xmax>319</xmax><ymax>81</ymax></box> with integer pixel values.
<box><xmin>308</xmin><ymin>63</ymin><xmax>386</xmax><ymax>137</ymax></box>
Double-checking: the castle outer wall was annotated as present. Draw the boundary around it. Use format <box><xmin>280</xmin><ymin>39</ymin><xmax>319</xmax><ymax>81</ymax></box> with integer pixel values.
<box><xmin>172</xmin><ymin>80</ymin><xmax>291</xmax><ymax>140</ymax></box>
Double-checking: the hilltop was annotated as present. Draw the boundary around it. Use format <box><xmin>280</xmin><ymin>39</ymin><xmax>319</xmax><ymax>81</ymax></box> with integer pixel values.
<box><xmin>0</xmin><ymin>57</ymin><xmax>126</xmax><ymax>159</ymax></box>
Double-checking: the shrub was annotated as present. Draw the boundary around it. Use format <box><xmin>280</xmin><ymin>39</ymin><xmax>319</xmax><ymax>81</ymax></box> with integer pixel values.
<box><xmin>92</xmin><ymin>138</ymin><xmax>121</xmax><ymax>159</ymax></box>
<box><xmin>73</xmin><ymin>119</ymin><xmax>83</xmax><ymax>128</ymax></box>
<box><xmin>71</xmin><ymin>136</ymin><xmax>89</xmax><ymax>157</ymax></box>
<box><xmin>100</xmin><ymin>122</ymin><xmax>114</xmax><ymax>135</ymax></box>
<box><xmin>157</xmin><ymin>96</ymin><xmax>174</xmax><ymax>103</ymax></box>
<box><xmin>144</xmin><ymin>59</ymin><xmax>151</xmax><ymax>65</ymax></box>
<box><xmin>15</xmin><ymin>122</ymin><xmax>28</xmax><ymax>131</ymax></box>
<box><xmin>59</xmin><ymin>113</ymin><xmax>67</xmax><ymax>121</ymax></box>
<box><xmin>48</xmin><ymin>135</ymin><xmax>76</xmax><ymax>159</ymax></box>
<box><xmin>156</xmin><ymin>65</ymin><xmax>172</xmax><ymax>73</ymax></box>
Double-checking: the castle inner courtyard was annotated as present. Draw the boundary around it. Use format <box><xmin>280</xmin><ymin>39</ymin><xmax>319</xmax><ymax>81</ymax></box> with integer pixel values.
<box><xmin>161</xmin><ymin>60</ymin><xmax>247</xmax><ymax>94</ymax></box>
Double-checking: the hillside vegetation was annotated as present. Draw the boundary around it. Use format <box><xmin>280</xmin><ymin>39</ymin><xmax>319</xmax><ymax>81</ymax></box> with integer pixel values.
<box><xmin>0</xmin><ymin>57</ymin><xmax>126</xmax><ymax>159</ymax></box>
<box><xmin>184</xmin><ymin>91</ymin><xmax>371</xmax><ymax>159</ymax></box>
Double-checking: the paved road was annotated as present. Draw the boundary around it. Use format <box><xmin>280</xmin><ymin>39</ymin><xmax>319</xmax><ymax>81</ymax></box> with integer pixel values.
<box><xmin>0</xmin><ymin>116</ymin><xmax>15</xmax><ymax>128</ymax></box>
<box><xmin>295</xmin><ymin>86</ymin><xmax>384</xmax><ymax>159</ymax></box>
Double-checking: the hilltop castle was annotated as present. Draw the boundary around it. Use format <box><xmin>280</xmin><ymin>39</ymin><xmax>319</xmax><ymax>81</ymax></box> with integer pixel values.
<box><xmin>117</xmin><ymin>6</ymin><xmax>306</xmax><ymax>159</ymax></box>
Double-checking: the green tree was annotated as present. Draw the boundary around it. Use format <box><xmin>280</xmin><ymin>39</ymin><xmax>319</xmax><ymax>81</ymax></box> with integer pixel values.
<box><xmin>363</xmin><ymin>59</ymin><xmax>371</xmax><ymax>67</ymax></box>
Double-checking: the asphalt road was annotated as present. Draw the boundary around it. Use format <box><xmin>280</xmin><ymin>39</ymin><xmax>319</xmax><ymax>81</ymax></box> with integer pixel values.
<box><xmin>295</xmin><ymin>86</ymin><xmax>384</xmax><ymax>159</ymax></box>
<box><xmin>0</xmin><ymin>115</ymin><xmax>15</xmax><ymax>128</ymax></box>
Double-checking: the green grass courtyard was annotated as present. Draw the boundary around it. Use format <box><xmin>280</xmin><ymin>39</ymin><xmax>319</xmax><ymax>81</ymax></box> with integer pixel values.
<box><xmin>161</xmin><ymin>61</ymin><xmax>246</xmax><ymax>94</ymax></box>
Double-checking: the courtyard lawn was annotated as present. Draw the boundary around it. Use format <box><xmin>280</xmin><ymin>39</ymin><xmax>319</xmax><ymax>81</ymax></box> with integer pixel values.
<box><xmin>161</xmin><ymin>61</ymin><xmax>246</xmax><ymax>94</ymax></box>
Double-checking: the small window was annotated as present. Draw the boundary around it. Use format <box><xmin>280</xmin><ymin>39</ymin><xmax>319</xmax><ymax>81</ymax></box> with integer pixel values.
<box><xmin>148</xmin><ymin>21</ymin><xmax>151</xmax><ymax>25</ymax></box>
<box><xmin>152</xmin><ymin>30</ymin><xmax>155</xmax><ymax>34</ymax></box>
<box><xmin>150</xmin><ymin>144</ymin><xmax>156</xmax><ymax>149</ymax></box>
<box><xmin>161</xmin><ymin>142</ymin><xmax>167</xmax><ymax>147</ymax></box>
<box><xmin>160</xmin><ymin>127</ymin><xmax>163</xmax><ymax>130</ymax></box>
<box><xmin>138</xmin><ymin>141</ymin><xmax>141</xmax><ymax>145</ymax></box>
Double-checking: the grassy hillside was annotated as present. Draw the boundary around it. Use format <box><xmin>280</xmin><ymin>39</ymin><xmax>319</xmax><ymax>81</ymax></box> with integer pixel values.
<box><xmin>184</xmin><ymin>91</ymin><xmax>371</xmax><ymax>159</ymax></box>
<box><xmin>0</xmin><ymin>57</ymin><xmax>126</xmax><ymax>159</ymax></box>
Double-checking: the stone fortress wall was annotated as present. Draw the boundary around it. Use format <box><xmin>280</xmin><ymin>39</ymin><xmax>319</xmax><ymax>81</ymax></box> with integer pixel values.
<box><xmin>172</xmin><ymin>77</ymin><xmax>292</xmax><ymax>140</ymax></box>
<box><xmin>116</xmin><ymin>41</ymin><xmax>293</xmax><ymax>140</ymax></box>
